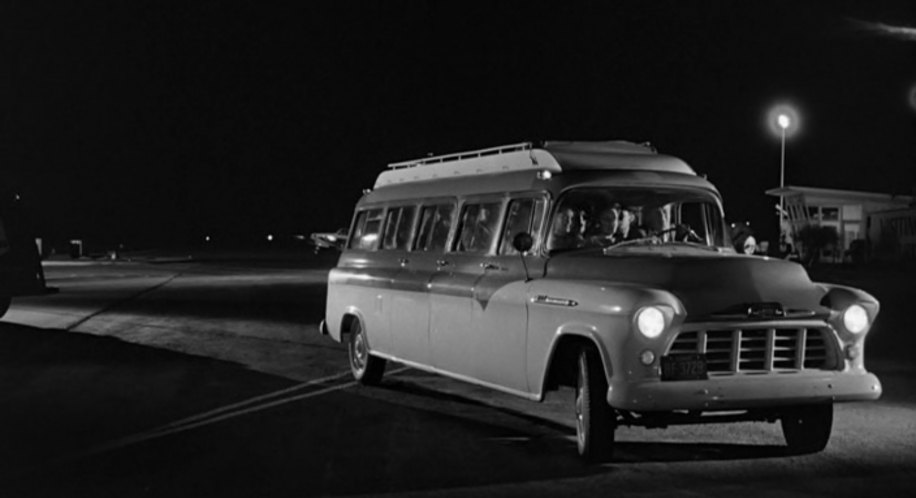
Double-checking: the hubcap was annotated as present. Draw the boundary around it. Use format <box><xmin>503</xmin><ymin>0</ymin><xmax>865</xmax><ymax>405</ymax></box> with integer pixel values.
<box><xmin>352</xmin><ymin>330</ymin><xmax>367</xmax><ymax>372</ymax></box>
<box><xmin>576</xmin><ymin>359</ymin><xmax>586</xmax><ymax>449</ymax></box>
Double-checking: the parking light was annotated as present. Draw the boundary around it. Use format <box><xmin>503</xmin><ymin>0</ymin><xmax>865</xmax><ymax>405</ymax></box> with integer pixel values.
<box><xmin>639</xmin><ymin>349</ymin><xmax>656</xmax><ymax>366</ymax></box>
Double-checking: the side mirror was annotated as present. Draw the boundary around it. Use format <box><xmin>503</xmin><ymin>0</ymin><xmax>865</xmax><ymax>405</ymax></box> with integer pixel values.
<box><xmin>512</xmin><ymin>232</ymin><xmax>534</xmax><ymax>254</ymax></box>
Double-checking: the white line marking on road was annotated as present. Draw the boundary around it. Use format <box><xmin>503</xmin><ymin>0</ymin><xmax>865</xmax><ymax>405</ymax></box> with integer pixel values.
<box><xmin>65</xmin><ymin>366</ymin><xmax>410</xmax><ymax>463</ymax></box>
<box><xmin>154</xmin><ymin>370</ymin><xmax>355</xmax><ymax>431</ymax></box>
<box><xmin>65</xmin><ymin>273</ymin><xmax>181</xmax><ymax>331</ymax></box>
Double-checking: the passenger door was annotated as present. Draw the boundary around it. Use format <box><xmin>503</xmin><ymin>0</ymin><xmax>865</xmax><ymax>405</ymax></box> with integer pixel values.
<box><xmin>470</xmin><ymin>195</ymin><xmax>548</xmax><ymax>393</ymax></box>
<box><xmin>390</xmin><ymin>201</ymin><xmax>455</xmax><ymax>366</ymax></box>
<box><xmin>429</xmin><ymin>199</ymin><xmax>503</xmax><ymax>377</ymax></box>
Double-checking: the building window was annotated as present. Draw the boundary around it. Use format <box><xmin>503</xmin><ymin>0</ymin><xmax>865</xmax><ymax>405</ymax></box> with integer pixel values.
<box><xmin>843</xmin><ymin>222</ymin><xmax>861</xmax><ymax>248</ymax></box>
<box><xmin>842</xmin><ymin>205</ymin><xmax>863</xmax><ymax>221</ymax></box>
<box><xmin>807</xmin><ymin>206</ymin><xmax>820</xmax><ymax>221</ymax></box>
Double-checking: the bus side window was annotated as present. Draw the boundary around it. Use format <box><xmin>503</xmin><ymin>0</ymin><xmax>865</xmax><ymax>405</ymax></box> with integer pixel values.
<box><xmin>382</xmin><ymin>206</ymin><xmax>417</xmax><ymax>250</ymax></box>
<box><xmin>455</xmin><ymin>201</ymin><xmax>501</xmax><ymax>254</ymax></box>
<box><xmin>677</xmin><ymin>202</ymin><xmax>709</xmax><ymax>245</ymax></box>
<box><xmin>499</xmin><ymin>197</ymin><xmax>545</xmax><ymax>255</ymax></box>
<box><xmin>348</xmin><ymin>208</ymin><xmax>384</xmax><ymax>251</ymax></box>
<box><xmin>415</xmin><ymin>204</ymin><xmax>454</xmax><ymax>252</ymax></box>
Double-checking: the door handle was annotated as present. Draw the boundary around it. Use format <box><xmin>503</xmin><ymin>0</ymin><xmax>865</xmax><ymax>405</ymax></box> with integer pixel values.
<box><xmin>480</xmin><ymin>262</ymin><xmax>499</xmax><ymax>270</ymax></box>
<box><xmin>436</xmin><ymin>259</ymin><xmax>451</xmax><ymax>268</ymax></box>
<box><xmin>398</xmin><ymin>257</ymin><xmax>409</xmax><ymax>267</ymax></box>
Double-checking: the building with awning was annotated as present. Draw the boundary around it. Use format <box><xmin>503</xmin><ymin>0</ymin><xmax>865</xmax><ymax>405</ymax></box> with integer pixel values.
<box><xmin>765</xmin><ymin>185</ymin><xmax>914</xmax><ymax>261</ymax></box>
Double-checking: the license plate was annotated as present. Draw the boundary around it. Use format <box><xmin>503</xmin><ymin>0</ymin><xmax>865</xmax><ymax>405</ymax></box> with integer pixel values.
<box><xmin>661</xmin><ymin>354</ymin><xmax>708</xmax><ymax>381</ymax></box>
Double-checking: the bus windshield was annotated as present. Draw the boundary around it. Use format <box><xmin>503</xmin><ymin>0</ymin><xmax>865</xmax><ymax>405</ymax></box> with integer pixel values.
<box><xmin>546</xmin><ymin>187</ymin><xmax>727</xmax><ymax>253</ymax></box>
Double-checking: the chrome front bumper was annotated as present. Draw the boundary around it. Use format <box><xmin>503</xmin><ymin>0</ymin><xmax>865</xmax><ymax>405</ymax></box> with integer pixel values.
<box><xmin>608</xmin><ymin>370</ymin><xmax>882</xmax><ymax>412</ymax></box>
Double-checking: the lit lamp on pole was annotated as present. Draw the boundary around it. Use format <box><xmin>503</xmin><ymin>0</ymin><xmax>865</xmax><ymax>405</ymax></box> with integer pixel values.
<box><xmin>767</xmin><ymin>103</ymin><xmax>800</xmax><ymax>238</ymax></box>
<box><xmin>777</xmin><ymin>113</ymin><xmax>790</xmax><ymax>230</ymax></box>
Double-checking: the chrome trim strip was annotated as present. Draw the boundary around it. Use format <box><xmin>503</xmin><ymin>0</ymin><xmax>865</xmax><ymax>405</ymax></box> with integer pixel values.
<box><xmin>531</xmin><ymin>295</ymin><xmax>579</xmax><ymax>307</ymax></box>
<box><xmin>370</xmin><ymin>352</ymin><xmax>540</xmax><ymax>402</ymax></box>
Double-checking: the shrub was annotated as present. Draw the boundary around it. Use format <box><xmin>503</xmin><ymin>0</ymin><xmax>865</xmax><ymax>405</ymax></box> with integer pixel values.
<box><xmin>796</xmin><ymin>225</ymin><xmax>839</xmax><ymax>266</ymax></box>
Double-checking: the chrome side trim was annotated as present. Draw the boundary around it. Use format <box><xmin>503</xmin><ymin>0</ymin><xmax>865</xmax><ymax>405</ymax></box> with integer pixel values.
<box><xmin>531</xmin><ymin>295</ymin><xmax>578</xmax><ymax>307</ymax></box>
<box><xmin>370</xmin><ymin>352</ymin><xmax>540</xmax><ymax>402</ymax></box>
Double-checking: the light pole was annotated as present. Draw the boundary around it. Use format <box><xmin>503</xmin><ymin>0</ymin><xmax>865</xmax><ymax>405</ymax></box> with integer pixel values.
<box><xmin>767</xmin><ymin>103</ymin><xmax>799</xmax><ymax>241</ymax></box>
<box><xmin>777</xmin><ymin>113</ymin><xmax>790</xmax><ymax>235</ymax></box>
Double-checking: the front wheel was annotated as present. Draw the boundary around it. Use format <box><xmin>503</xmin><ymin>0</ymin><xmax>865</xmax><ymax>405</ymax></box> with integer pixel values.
<box><xmin>347</xmin><ymin>318</ymin><xmax>386</xmax><ymax>385</ymax></box>
<box><xmin>574</xmin><ymin>345</ymin><xmax>616</xmax><ymax>462</ymax></box>
<box><xmin>781</xmin><ymin>403</ymin><xmax>833</xmax><ymax>454</ymax></box>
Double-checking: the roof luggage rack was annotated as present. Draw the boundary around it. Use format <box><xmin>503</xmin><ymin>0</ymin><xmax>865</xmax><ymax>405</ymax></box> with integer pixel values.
<box><xmin>387</xmin><ymin>142</ymin><xmax>533</xmax><ymax>170</ymax></box>
<box><xmin>372</xmin><ymin>140</ymin><xmax>690</xmax><ymax>188</ymax></box>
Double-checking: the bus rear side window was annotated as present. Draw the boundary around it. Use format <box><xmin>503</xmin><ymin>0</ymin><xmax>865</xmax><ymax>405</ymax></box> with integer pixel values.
<box><xmin>349</xmin><ymin>208</ymin><xmax>384</xmax><ymax>250</ymax></box>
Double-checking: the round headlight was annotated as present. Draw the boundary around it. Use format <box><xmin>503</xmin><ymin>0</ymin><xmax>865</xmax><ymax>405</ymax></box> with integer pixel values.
<box><xmin>636</xmin><ymin>306</ymin><xmax>666</xmax><ymax>339</ymax></box>
<box><xmin>843</xmin><ymin>304</ymin><xmax>869</xmax><ymax>334</ymax></box>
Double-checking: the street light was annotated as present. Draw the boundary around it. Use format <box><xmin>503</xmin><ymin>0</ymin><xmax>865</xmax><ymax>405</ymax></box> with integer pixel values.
<box><xmin>778</xmin><ymin>113</ymin><xmax>790</xmax><ymax>233</ymax></box>
<box><xmin>767</xmin><ymin>103</ymin><xmax>800</xmax><ymax>238</ymax></box>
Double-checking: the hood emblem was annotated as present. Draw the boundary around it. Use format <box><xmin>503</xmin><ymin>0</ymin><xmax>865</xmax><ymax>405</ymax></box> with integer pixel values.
<box><xmin>746</xmin><ymin>302</ymin><xmax>785</xmax><ymax>319</ymax></box>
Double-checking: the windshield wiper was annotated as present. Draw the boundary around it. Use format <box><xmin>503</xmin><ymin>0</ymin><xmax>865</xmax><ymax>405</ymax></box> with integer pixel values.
<box><xmin>603</xmin><ymin>237</ymin><xmax>659</xmax><ymax>251</ymax></box>
<box><xmin>603</xmin><ymin>238</ymin><xmax>721</xmax><ymax>253</ymax></box>
<box><xmin>660</xmin><ymin>240</ymin><xmax>722</xmax><ymax>252</ymax></box>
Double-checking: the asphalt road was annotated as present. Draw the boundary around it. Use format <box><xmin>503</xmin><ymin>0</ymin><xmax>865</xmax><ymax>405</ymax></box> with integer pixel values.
<box><xmin>1</xmin><ymin>253</ymin><xmax>914</xmax><ymax>497</ymax></box>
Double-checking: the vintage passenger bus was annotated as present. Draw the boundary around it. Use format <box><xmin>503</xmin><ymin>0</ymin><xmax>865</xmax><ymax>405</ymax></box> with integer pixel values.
<box><xmin>0</xmin><ymin>191</ymin><xmax>50</xmax><ymax>318</ymax></box>
<box><xmin>321</xmin><ymin>141</ymin><xmax>882</xmax><ymax>461</ymax></box>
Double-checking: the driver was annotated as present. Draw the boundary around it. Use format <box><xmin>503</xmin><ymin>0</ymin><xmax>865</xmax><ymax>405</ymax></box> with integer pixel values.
<box><xmin>615</xmin><ymin>207</ymin><xmax>643</xmax><ymax>241</ymax></box>
<box><xmin>643</xmin><ymin>206</ymin><xmax>670</xmax><ymax>241</ymax></box>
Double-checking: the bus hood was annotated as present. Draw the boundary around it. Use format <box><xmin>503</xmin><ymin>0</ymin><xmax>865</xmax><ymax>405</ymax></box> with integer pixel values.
<box><xmin>544</xmin><ymin>252</ymin><xmax>825</xmax><ymax>318</ymax></box>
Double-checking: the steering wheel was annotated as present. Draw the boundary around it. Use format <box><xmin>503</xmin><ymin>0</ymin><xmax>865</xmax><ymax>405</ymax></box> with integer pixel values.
<box><xmin>650</xmin><ymin>224</ymin><xmax>702</xmax><ymax>243</ymax></box>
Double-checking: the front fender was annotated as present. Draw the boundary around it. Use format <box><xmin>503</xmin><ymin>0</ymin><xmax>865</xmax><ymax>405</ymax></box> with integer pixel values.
<box><xmin>526</xmin><ymin>280</ymin><xmax>686</xmax><ymax>399</ymax></box>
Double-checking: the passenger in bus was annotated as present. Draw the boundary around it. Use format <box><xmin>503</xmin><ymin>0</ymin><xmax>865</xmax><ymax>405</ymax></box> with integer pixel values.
<box><xmin>585</xmin><ymin>203</ymin><xmax>622</xmax><ymax>247</ymax></box>
<box><xmin>548</xmin><ymin>206</ymin><xmax>585</xmax><ymax>251</ymax></box>
<box><xmin>643</xmin><ymin>205</ymin><xmax>671</xmax><ymax>240</ymax></box>
<box><xmin>577</xmin><ymin>209</ymin><xmax>589</xmax><ymax>237</ymax></box>
<box><xmin>461</xmin><ymin>206</ymin><xmax>494</xmax><ymax>252</ymax></box>
<box><xmin>614</xmin><ymin>207</ymin><xmax>644</xmax><ymax>242</ymax></box>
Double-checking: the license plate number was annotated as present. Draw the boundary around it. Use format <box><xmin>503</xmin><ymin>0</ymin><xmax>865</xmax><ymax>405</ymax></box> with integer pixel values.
<box><xmin>661</xmin><ymin>354</ymin><xmax>708</xmax><ymax>381</ymax></box>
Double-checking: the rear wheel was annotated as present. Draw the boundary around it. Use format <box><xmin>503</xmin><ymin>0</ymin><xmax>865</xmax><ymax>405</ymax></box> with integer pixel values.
<box><xmin>347</xmin><ymin>318</ymin><xmax>386</xmax><ymax>385</ymax></box>
<box><xmin>781</xmin><ymin>403</ymin><xmax>833</xmax><ymax>453</ymax></box>
<box><xmin>574</xmin><ymin>345</ymin><xmax>616</xmax><ymax>462</ymax></box>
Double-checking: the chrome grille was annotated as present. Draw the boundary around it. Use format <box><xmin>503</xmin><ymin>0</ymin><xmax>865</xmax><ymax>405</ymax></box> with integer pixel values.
<box><xmin>667</xmin><ymin>326</ymin><xmax>837</xmax><ymax>374</ymax></box>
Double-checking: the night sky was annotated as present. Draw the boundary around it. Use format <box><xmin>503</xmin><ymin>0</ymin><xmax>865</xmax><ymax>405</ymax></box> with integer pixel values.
<box><xmin>2</xmin><ymin>1</ymin><xmax>915</xmax><ymax>249</ymax></box>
